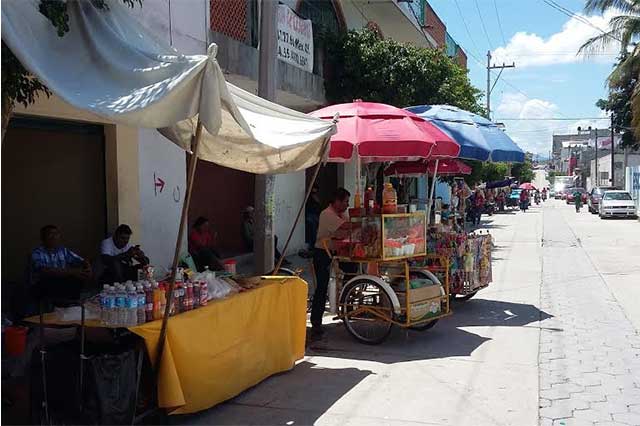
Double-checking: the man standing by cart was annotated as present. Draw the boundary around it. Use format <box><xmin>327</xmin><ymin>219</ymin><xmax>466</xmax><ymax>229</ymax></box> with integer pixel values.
<box><xmin>311</xmin><ymin>187</ymin><xmax>351</xmax><ymax>339</ymax></box>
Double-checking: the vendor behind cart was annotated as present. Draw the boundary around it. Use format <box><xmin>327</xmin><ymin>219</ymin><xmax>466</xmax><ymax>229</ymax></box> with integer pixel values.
<box><xmin>311</xmin><ymin>187</ymin><xmax>352</xmax><ymax>338</ymax></box>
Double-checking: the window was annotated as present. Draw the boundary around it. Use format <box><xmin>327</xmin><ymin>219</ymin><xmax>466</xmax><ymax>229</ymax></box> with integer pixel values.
<box><xmin>603</xmin><ymin>192</ymin><xmax>632</xmax><ymax>201</ymax></box>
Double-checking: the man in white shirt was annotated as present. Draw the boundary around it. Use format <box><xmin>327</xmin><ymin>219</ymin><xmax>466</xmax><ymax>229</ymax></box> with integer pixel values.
<box><xmin>311</xmin><ymin>187</ymin><xmax>351</xmax><ymax>337</ymax></box>
<box><xmin>99</xmin><ymin>224</ymin><xmax>149</xmax><ymax>283</ymax></box>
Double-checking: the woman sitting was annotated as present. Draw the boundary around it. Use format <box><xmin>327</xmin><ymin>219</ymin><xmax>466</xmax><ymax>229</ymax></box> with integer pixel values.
<box><xmin>188</xmin><ymin>217</ymin><xmax>223</xmax><ymax>271</ymax></box>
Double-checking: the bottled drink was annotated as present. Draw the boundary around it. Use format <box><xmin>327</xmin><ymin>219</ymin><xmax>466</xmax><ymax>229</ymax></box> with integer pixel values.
<box><xmin>193</xmin><ymin>281</ymin><xmax>200</xmax><ymax>309</ymax></box>
<box><xmin>382</xmin><ymin>183</ymin><xmax>397</xmax><ymax>214</ymax></box>
<box><xmin>200</xmin><ymin>281</ymin><xmax>208</xmax><ymax>306</ymax></box>
<box><xmin>144</xmin><ymin>282</ymin><xmax>154</xmax><ymax>322</ymax></box>
<box><xmin>365</xmin><ymin>186</ymin><xmax>375</xmax><ymax>215</ymax></box>
<box><xmin>185</xmin><ymin>282</ymin><xmax>194</xmax><ymax>311</ymax></box>
<box><xmin>114</xmin><ymin>283</ymin><xmax>126</xmax><ymax>327</ymax></box>
<box><xmin>126</xmin><ymin>284</ymin><xmax>138</xmax><ymax>326</ymax></box>
<box><xmin>105</xmin><ymin>285</ymin><xmax>116</xmax><ymax>326</ymax></box>
<box><xmin>100</xmin><ymin>284</ymin><xmax>110</xmax><ymax>325</ymax></box>
<box><xmin>136</xmin><ymin>284</ymin><xmax>146</xmax><ymax>325</ymax></box>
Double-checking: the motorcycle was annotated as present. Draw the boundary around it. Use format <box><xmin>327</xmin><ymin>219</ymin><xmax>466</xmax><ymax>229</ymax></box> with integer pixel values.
<box><xmin>484</xmin><ymin>201</ymin><xmax>496</xmax><ymax>216</ymax></box>
<box><xmin>534</xmin><ymin>194</ymin><xmax>540</xmax><ymax>205</ymax></box>
<box><xmin>542</xmin><ymin>192</ymin><xmax>547</xmax><ymax>202</ymax></box>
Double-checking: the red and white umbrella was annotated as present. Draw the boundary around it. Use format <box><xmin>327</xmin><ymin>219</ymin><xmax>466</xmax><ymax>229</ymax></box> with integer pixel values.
<box><xmin>309</xmin><ymin>100</ymin><xmax>455</xmax><ymax>162</ymax></box>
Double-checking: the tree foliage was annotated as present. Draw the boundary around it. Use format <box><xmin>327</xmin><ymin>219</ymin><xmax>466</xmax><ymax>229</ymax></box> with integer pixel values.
<box><xmin>322</xmin><ymin>28</ymin><xmax>484</xmax><ymax>113</ymax></box>
<box><xmin>1</xmin><ymin>0</ymin><xmax>142</xmax><ymax>139</ymax></box>
<box><xmin>512</xmin><ymin>160</ymin><xmax>535</xmax><ymax>184</ymax></box>
<box><xmin>596</xmin><ymin>53</ymin><xmax>639</xmax><ymax>150</ymax></box>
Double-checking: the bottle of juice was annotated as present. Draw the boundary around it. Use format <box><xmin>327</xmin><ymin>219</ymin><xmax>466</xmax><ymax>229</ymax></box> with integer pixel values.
<box><xmin>365</xmin><ymin>186</ymin><xmax>375</xmax><ymax>214</ymax></box>
<box><xmin>382</xmin><ymin>183</ymin><xmax>397</xmax><ymax>214</ymax></box>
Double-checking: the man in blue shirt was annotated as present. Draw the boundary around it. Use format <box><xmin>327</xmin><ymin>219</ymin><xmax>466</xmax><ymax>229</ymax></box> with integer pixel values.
<box><xmin>30</xmin><ymin>225</ymin><xmax>92</xmax><ymax>301</ymax></box>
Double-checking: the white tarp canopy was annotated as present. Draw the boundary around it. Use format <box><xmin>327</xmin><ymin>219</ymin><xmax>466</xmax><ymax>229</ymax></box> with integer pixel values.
<box><xmin>1</xmin><ymin>0</ymin><xmax>336</xmax><ymax>174</ymax></box>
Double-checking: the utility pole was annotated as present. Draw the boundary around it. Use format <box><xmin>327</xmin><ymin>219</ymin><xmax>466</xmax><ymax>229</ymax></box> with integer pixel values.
<box><xmin>486</xmin><ymin>50</ymin><xmax>516</xmax><ymax>120</ymax></box>
<box><xmin>594</xmin><ymin>129</ymin><xmax>598</xmax><ymax>187</ymax></box>
<box><xmin>610</xmin><ymin>113</ymin><xmax>615</xmax><ymax>187</ymax></box>
<box><xmin>255</xmin><ymin>0</ymin><xmax>278</xmax><ymax>274</ymax></box>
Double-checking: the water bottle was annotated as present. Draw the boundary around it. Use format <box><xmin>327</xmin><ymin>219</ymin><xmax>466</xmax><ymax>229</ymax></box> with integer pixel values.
<box><xmin>103</xmin><ymin>285</ymin><xmax>116</xmax><ymax>326</ymax></box>
<box><xmin>127</xmin><ymin>284</ymin><xmax>139</xmax><ymax>326</ymax></box>
<box><xmin>100</xmin><ymin>284</ymin><xmax>110</xmax><ymax>325</ymax></box>
<box><xmin>114</xmin><ymin>283</ymin><xmax>126</xmax><ymax>327</ymax></box>
<box><xmin>136</xmin><ymin>284</ymin><xmax>146</xmax><ymax>325</ymax></box>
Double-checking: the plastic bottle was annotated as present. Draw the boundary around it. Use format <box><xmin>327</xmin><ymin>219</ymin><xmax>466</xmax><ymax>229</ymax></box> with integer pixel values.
<box><xmin>144</xmin><ymin>282</ymin><xmax>154</xmax><ymax>322</ymax></box>
<box><xmin>192</xmin><ymin>281</ymin><xmax>200</xmax><ymax>309</ymax></box>
<box><xmin>126</xmin><ymin>284</ymin><xmax>138</xmax><ymax>326</ymax></box>
<box><xmin>114</xmin><ymin>283</ymin><xmax>126</xmax><ymax>327</ymax></box>
<box><xmin>365</xmin><ymin>186</ymin><xmax>375</xmax><ymax>214</ymax></box>
<box><xmin>185</xmin><ymin>282</ymin><xmax>194</xmax><ymax>311</ymax></box>
<box><xmin>152</xmin><ymin>283</ymin><xmax>162</xmax><ymax>321</ymax></box>
<box><xmin>106</xmin><ymin>285</ymin><xmax>117</xmax><ymax>326</ymax></box>
<box><xmin>200</xmin><ymin>281</ymin><xmax>208</xmax><ymax>306</ymax></box>
<box><xmin>382</xmin><ymin>183</ymin><xmax>398</xmax><ymax>214</ymax></box>
<box><xmin>100</xmin><ymin>284</ymin><xmax>110</xmax><ymax>325</ymax></box>
<box><xmin>136</xmin><ymin>284</ymin><xmax>146</xmax><ymax>325</ymax></box>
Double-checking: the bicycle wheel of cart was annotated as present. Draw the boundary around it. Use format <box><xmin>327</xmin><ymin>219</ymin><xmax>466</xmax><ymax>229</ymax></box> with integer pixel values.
<box><xmin>340</xmin><ymin>279</ymin><xmax>394</xmax><ymax>345</ymax></box>
<box><xmin>452</xmin><ymin>291</ymin><xmax>478</xmax><ymax>301</ymax></box>
<box><xmin>409</xmin><ymin>319</ymin><xmax>439</xmax><ymax>331</ymax></box>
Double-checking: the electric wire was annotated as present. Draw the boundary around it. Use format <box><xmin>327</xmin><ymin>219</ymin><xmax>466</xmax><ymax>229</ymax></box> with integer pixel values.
<box><xmin>454</xmin><ymin>0</ymin><xmax>483</xmax><ymax>60</ymax></box>
<box><xmin>475</xmin><ymin>0</ymin><xmax>494</xmax><ymax>50</ymax></box>
<box><xmin>493</xmin><ymin>0</ymin><xmax>507</xmax><ymax>46</ymax></box>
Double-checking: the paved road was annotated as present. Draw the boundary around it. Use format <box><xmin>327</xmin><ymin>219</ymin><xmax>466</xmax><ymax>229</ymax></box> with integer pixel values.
<box><xmin>175</xmin><ymin>183</ymin><xmax>640</xmax><ymax>426</ymax></box>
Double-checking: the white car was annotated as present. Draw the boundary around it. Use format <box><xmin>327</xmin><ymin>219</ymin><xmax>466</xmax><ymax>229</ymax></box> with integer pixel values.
<box><xmin>599</xmin><ymin>190</ymin><xmax>638</xmax><ymax>219</ymax></box>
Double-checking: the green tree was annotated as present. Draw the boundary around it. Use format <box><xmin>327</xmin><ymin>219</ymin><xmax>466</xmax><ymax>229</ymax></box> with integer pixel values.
<box><xmin>1</xmin><ymin>0</ymin><xmax>142</xmax><ymax>140</ymax></box>
<box><xmin>323</xmin><ymin>28</ymin><xmax>484</xmax><ymax>113</ymax></box>
<box><xmin>512</xmin><ymin>160</ymin><xmax>535</xmax><ymax>184</ymax></box>
<box><xmin>579</xmin><ymin>0</ymin><xmax>640</xmax><ymax>143</ymax></box>
<box><xmin>596</xmin><ymin>53</ymin><xmax>639</xmax><ymax>150</ymax></box>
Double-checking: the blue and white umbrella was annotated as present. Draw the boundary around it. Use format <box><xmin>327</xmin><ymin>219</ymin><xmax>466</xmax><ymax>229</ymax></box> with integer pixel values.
<box><xmin>405</xmin><ymin>105</ymin><xmax>525</xmax><ymax>163</ymax></box>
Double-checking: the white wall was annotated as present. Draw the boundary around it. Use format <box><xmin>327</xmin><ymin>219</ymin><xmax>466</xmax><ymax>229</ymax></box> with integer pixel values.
<box><xmin>274</xmin><ymin>172</ymin><xmax>306</xmax><ymax>255</ymax></box>
<box><xmin>137</xmin><ymin>129</ymin><xmax>188</xmax><ymax>269</ymax></box>
<box><xmin>132</xmin><ymin>0</ymin><xmax>207</xmax><ymax>268</ymax></box>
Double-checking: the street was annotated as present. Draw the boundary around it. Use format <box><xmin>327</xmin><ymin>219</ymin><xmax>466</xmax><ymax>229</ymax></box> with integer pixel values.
<box><xmin>176</xmin><ymin>174</ymin><xmax>640</xmax><ymax>426</ymax></box>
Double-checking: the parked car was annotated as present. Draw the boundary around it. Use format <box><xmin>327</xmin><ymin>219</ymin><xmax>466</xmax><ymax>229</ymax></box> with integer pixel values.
<box><xmin>587</xmin><ymin>186</ymin><xmax>617</xmax><ymax>214</ymax></box>
<box><xmin>599</xmin><ymin>190</ymin><xmax>638</xmax><ymax>219</ymax></box>
<box><xmin>566</xmin><ymin>188</ymin><xmax>587</xmax><ymax>204</ymax></box>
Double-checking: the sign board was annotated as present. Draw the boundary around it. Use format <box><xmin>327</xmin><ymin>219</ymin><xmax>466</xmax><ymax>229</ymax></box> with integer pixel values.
<box><xmin>277</xmin><ymin>5</ymin><xmax>313</xmax><ymax>73</ymax></box>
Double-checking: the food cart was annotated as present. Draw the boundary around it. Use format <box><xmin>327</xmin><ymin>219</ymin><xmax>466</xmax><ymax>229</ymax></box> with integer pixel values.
<box><xmin>324</xmin><ymin>211</ymin><xmax>451</xmax><ymax>344</ymax></box>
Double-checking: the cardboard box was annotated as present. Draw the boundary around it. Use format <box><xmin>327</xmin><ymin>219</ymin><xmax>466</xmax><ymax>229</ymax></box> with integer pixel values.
<box><xmin>396</xmin><ymin>285</ymin><xmax>443</xmax><ymax>322</ymax></box>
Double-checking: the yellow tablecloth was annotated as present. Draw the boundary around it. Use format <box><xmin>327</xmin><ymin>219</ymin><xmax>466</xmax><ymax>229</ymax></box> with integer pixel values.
<box><xmin>25</xmin><ymin>276</ymin><xmax>308</xmax><ymax>415</ymax></box>
<box><xmin>129</xmin><ymin>276</ymin><xmax>307</xmax><ymax>414</ymax></box>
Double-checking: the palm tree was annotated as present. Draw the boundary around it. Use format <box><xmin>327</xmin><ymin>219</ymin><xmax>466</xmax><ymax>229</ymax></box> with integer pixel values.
<box><xmin>579</xmin><ymin>0</ymin><xmax>640</xmax><ymax>141</ymax></box>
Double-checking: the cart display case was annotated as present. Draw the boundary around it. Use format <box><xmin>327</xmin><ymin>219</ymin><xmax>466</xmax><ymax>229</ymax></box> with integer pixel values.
<box><xmin>335</xmin><ymin>212</ymin><xmax>427</xmax><ymax>261</ymax></box>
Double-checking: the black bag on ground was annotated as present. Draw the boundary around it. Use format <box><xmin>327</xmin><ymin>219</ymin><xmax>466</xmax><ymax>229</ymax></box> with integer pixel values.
<box><xmin>30</xmin><ymin>339</ymin><xmax>143</xmax><ymax>425</ymax></box>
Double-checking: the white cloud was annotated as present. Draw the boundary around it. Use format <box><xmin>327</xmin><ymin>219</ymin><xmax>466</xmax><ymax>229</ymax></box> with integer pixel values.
<box><xmin>491</xmin><ymin>11</ymin><xmax>620</xmax><ymax>68</ymax></box>
<box><xmin>494</xmin><ymin>93</ymin><xmax>607</xmax><ymax>155</ymax></box>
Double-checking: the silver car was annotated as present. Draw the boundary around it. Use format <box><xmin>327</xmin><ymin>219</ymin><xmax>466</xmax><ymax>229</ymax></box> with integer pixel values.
<box><xmin>599</xmin><ymin>190</ymin><xmax>638</xmax><ymax>219</ymax></box>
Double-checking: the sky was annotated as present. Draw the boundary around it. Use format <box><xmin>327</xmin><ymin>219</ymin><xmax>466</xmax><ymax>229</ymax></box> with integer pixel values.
<box><xmin>428</xmin><ymin>0</ymin><xmax>620</xmax><ymax>157</ymax></box>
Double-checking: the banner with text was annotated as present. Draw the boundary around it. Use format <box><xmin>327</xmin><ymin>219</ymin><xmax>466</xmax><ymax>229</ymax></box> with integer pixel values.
<box><xmin>277</xmin><ymin>5</ymin><xmax>313</xmax><ymax>73</ymax></box>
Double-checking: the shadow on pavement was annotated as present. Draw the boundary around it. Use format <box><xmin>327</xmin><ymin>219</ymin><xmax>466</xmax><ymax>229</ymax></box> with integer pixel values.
<box><xmin>170</xmin><ymin>361</ymin><xmax>372</xmax><ymax>426</ymax></box>
<box><xmin>305</xmin><ymin>298</ymin><xmax>552</xmax><ymax>364</ymax></box>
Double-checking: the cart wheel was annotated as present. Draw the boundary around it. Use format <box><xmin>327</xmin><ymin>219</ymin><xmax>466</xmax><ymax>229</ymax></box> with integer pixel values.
<box><xmin>409</xmin><ymin>319</ymin><xmax>439</xmax><ymax>331</ymax></box>
<box><xmin>341</xmin><ymin>279</ymin><xmax>393</xmax><ymax>345</ymax></box>
<box><xmin>454</xmin><ymin>291</ymin><xmax>478</xmax><ymax>301</ymax></box>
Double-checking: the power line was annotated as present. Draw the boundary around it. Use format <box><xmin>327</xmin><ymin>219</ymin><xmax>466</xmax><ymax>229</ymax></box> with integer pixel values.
<box><xmin>475</xmin><ymin>0</ymin><xmax>494</xmax><ymax>50</ymax></box>
<box><xmin>454</xmin><ymin>0</ymin><xmax>483</xmax><ymax>59</ymax></box>
<box><xmin>493</xmin><ymin>0</ymin><xmax>507</xmax><ymax>46</ymax></box>
<box><xmin>540</xmin><ymin>0</ymin><xmax>622</xmax><ymax>42</ymax></box>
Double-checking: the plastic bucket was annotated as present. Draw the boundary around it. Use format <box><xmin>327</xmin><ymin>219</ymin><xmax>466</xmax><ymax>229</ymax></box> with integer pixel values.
<box><xmin>5</xmin><ymin>326</ymin><xmax>28</xmax><ymax>356</ymax></box>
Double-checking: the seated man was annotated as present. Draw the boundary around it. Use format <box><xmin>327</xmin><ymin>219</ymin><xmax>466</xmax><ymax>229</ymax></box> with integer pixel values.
<box><xmin>30</xmin><ymin>225</ymin><xmax>92</xmax><ymax>302</ymax></box>
<box><xmin>99</xmin><ymin>224</ymin><xmax>149</xmax><ymax>283</ymax></box>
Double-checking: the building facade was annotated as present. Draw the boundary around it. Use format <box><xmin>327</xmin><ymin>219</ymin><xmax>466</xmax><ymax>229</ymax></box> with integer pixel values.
<box><xmin>3</xmin><ymin>0</ymin><xmax>467</xmax><ymax>283</ymax></box>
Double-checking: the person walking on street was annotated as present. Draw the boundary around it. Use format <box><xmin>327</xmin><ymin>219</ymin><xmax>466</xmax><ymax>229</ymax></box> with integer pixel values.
<box><xmin>519</xmin><ymin>189</ymin><xmax>529</xmax><ymax>212</ymax></box>
<box><xmin>573</xmin><ymin>188</ymin><xmax>583</xmax><ymax>213</ymax></box>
